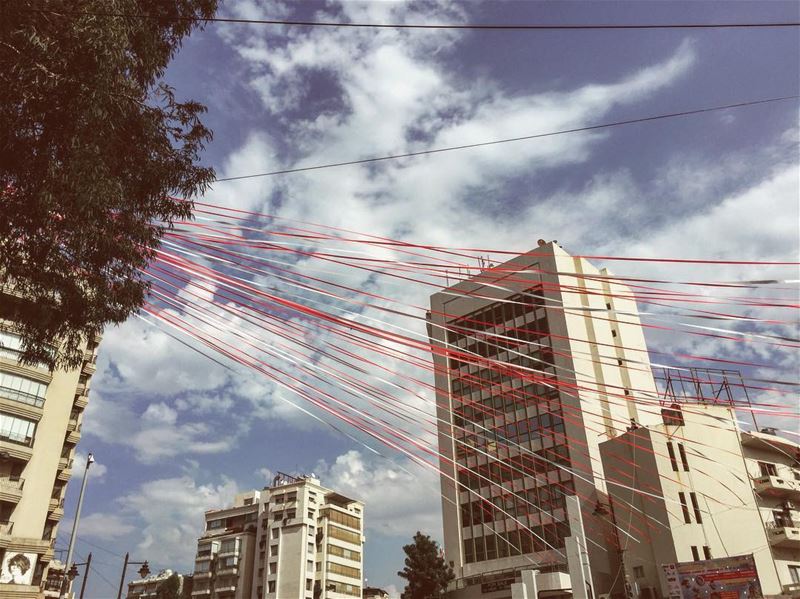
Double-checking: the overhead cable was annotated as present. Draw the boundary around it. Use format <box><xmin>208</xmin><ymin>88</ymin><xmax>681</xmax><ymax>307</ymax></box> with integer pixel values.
<box><xmin>213</xmin><ymin>95</ymin><xmax>800</xmax><ymax>181</ymax></box>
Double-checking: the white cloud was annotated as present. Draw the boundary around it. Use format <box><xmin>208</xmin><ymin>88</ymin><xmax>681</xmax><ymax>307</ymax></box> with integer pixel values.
<box><xmin>83</xmin><ymin>393</ymin><xmax>241</xmax><ymax>464</ymax></box>
<box><xmin>75</xmin><ymin>512</ymin><xmax>135</xmax><ymax>541</ymax></box>
<box><xmin>317</xmin><ymin>450</ymin><xmax>441</xmax><ymax>537</ymax></box>
<box><xmin>118</xmin><ymin>476</ymin><xmax>240</xmax><ymax>566</ymax></box>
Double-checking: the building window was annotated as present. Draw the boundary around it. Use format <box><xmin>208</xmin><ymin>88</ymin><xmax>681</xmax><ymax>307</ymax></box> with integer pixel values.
<box><xmin>272</xmin><ymin>529</ymin><xmax>279</xmax><ymax>539</ymax></box>
<box><xmin>269</xmin><ymin>562</ymin><xmax>277</xmax><ymax>574</ymax></box>
<box><xmin>268</xmin><ymin>581</ymin><xmax>275</xmax><ymax>593</ymax></box>
<box><xmin>0</xmin><ymin>371</ymin><xmax>48</xmax><ymax>407</ymax></box>
<box><xmin>667</xmin><ymin>443</ymin><xmax>679</xmax><ymax>472</ymax></box>
<box><xmin>244</xmin><ymin>498</ymin><xmax>253</xmax><ymax>505</ymax></box>
<box><xmin>789</xmin><ymin>565</ymin><xmax>800</xmax><ymax>584</ymax></box>
<box><xmin>703</xmin><ymin>546</ymin><xmax>712</xmax><ymax>560</ymax></box>
<box><xmin>307</xmin><ymin>560</ymin><xmax>313</xmax><ymax>571</ymax></box>
<box><xmin>270</xmin><ymin>544</ymin><xmax>278</xmax><ymax>556</ymax></box>
<box><xmin>691</xmin><ymin>546</ymin><xmax>700</xmax><ymax>561</ymax></box>
<box><xmin>633</xmin><ymin>566</ymin><xmax>645</xmax><ymax>579</ymax></box>
<box><xmin>207</xmin><ymin>519</ymin><xmax>224</xmax><ymax>530</ymax></box>
<box><xmin>611</xmin><ymin>330</ymin><xmax>617</xmax><ymax>337</ymax></box>
<box><xmin>677</xmin><ymin>443</ymin><xmax>690</xmax><ymax>471</ymax></box>
<box><xmin>759</xmin><ymin>462</ymin><xmax>778</xmax><ymax>477</ymax></box>
<box><xmin>678</xmin><ymin>492</ymin><xmax>691</xmax><ymax>523</ymax></box>
<box><xmin>326</xmin><ymin>562</ymin><xmax>361</xmax><ymax>579</ymax></box>
<box><xmin>689</xmin><ymin>493</ymin><xmax>702</xmax><ymax>524</ymax></box>
<box><xmin>306</xmin><ymin>579</ymin><xmax>313</xmax><ymax>591</ymax></box>
<box><xmin>0</xmin><ymin>412</ymin><xmax>36</xmax><ymax>446</ymax></box>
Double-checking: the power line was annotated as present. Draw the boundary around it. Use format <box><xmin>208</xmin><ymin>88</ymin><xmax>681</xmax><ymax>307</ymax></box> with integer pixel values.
<box><xmin>25</xmin><ymin>9</ymin><xmax>800</xmax><ymax>30</ymax></box>
<box><xmin>214</xmin><ymin>94</ymin><xmax>799</xmax><ymax>182</ymax></box>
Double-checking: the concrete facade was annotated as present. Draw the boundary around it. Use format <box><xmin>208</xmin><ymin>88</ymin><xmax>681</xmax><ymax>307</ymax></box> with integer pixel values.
<box><xmin>428</xmin><ymin>243</ymin><xmax>663</xmax><ymax>598</ymax></box>
<box><xmin>191</xmin><ymin>474</ymin><xmax>364</xmax><ymax>599</ymax></box>
<box><xmin>599</xmin><ymin>402</ymin><xmax>793</xmax><ymax>598</ymax></box>
<box><xmin>0</xmin><ymin>304</ymin><xmax>99</xmax><ymax>598</ymax></box>
<box><xmin>741</xmin><ymin>429</ymin><xmax>800</xmax><ymax>595</ymax></box>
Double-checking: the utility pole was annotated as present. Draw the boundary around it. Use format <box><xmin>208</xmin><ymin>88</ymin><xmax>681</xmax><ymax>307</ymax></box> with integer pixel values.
<box><xmin>61</xmin><ymin>452</ymin><xmax>94</xmax><ymax>599</ymax></box>
<box><xmin>116</xmin><ymin>552</ymin><xmax>150</xmax><ymax>599</ymax></box>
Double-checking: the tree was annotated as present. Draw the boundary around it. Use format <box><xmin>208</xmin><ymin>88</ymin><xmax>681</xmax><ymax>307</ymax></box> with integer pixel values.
<box><xmin>156</xmin><ymin>573</ymin><xmax>181</xmax><ymax>599</ymax></box>
<box><xmin>397</xmin><ymin>532</ymin><xmax>454</xmax><ymax>599</ymax></box>
<box><xmin>0</xmin><ymin>0</ymin><xmax>217</xmax><ymax>369</ymax></box>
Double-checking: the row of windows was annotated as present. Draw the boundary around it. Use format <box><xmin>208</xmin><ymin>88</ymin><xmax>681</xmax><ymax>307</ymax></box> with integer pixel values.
<box><xmin>273</xmin><ymin>491</ymin><xmax>298</xmax><ymax>503</ymax></box>
<box><xmin>461</xmin><ymin>414</ymin><xmax>566</xmax><ymax>450</ymax></box>
<box><xmin>449</xmin><ymin>317</ymin><xmax>550</xmax><ymax>367</ymax></box>
<box><xmin>0</xmin><ymin>370</ymin><xmax>48</xmax><ymax>408</ymax></box>
<box><xmin>446</xmin><ymin>288</ymin><xmax>546</xmax><ymax>342</ymax></box>
<box><xmin>322</xmin><ymin>508</ymin><xmax>360</xmax><ymax>530</ymax></box>
<box><xmin>460</xmin><ymin>481</ymin><xmax>575</xmax><ymax>526</ymax></box>
<box><xmin>0</xmin><ymin>412</ymin><xmax>36</xmax><ymax>445</ymax></box>
<box><xmin>450</xmin><ymin>357</ymin><xmax>556</xmax><ymax>396</ymax></box>
<box><xmin>457</xmin><ymin>446</ymin><xmax>572</xmax><ymax>491</ymax></box>
<box><xmin>328</xmin><ymin>524</ymin><xmax>360</xmax><ymax>545</ymax></box>
<box><xmin>454</xmin><ymin>386</ymin><xmax>561</xmax><ymax>422</ymax></box>
<box><xmin>463</xmin><ymin>522</ymin><xmax>570</xmax><ymax>564</ymax></box>
<box><xmin>327</xmin><ymin>562</ymin><xmax>361</xmax><ymax>579</ymax></box>
<box><xmin>327</xmin><ymin>544</ymin><xmax>361</xmax><ymax>561</ymax></box>
<box><xmin>325</xmin><ymin>581</ymin><xmax>360</xmax><ymax>597</ymax></box>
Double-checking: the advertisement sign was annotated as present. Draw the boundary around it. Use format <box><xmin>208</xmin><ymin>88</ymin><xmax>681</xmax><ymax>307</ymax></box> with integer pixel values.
<box><xmin>0</xmin><ymin>552</ymin><xmax>38</xmax><ymax>585</ymax></box>
<box><xmin>662</xmin><ymin>554</ymin><xmax>762</xmax><ymax>599</ymax></box>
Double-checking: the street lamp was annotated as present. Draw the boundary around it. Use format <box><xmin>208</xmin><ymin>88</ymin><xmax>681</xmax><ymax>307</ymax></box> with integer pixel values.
<box><xmin>65</xmin><ymin>554</ymin><xmax>92</xmax><ymax>599</ymax></box>
<box><xmin>60</xmin><ymin>452</ymin><xmax>95</xmax><ymax>599</ymax></box>
<box><xmin>115</xmin><ymin>553</ymin><xmax>150</xmax><ymax>599</ymax></box>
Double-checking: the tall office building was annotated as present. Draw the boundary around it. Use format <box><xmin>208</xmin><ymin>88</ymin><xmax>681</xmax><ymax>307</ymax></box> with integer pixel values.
<box><xmin>0</xmin><ymin>290</ymin><xmax>99</xmax><ymax>596</ymax></box>
<box><xmin>427</xmin><ymin>242</ymin><xmax>663</xmax><ymax>597</ymax></box>
<box><xmin>190</xmin><ymin>473</ymin><xmax>364</xmax><ymax>599</ymax></box>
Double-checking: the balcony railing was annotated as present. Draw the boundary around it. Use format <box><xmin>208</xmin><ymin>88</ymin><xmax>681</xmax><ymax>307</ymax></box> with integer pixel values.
<box><xmin>0</xmin><ymin>385</ymin><xmax>45</xmax><ymax>408</ymax></box>
<box><xmin>754</xmin><ymin>475</ymin><xmax>800</xmax><ymax>498</ymax></box>
<box><xmin>0</xmin><ymin>475</ymin><xmax>24</xmax><ymax>491</ymax></box>
<box><xmin>0</xmin><ymin>430</ymin><xmax>33</xmax><ymax>447</ymax></box>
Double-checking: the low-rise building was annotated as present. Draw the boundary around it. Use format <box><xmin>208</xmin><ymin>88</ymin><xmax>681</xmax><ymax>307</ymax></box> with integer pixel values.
<box><xmin>599</xmin><ymin>386</ymin><xmax>789</xmax><ymax>597</ymax></box>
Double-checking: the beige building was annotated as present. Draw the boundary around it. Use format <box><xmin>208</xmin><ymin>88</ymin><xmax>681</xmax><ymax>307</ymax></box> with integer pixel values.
<box><xmin>191</xmin><ymin>473</ymin><xmax>364</xmax><ymax>599</ymax></box>
<box><xmin>741</xmin><ymin>428</ymin><xmax>800</xmax><ymax>594</ymax></box>
<box><xmin>428</xmin><ymin>242</ymin><xmax>663</xmax><ymax>598</ymax></box>
<box><xmin>0</xmin><ymin>296</ymin><xmax>99</xmax><ymax>597</ymax></box>
<box><xmin>193</xmin><ymin>490</ymin><xmax>260</xmax><ymax>599</ymax></box>
<box><xmin>599</xmin><ymin>395</ymin><xmax>788</xmax><ymax>598</ymax></box>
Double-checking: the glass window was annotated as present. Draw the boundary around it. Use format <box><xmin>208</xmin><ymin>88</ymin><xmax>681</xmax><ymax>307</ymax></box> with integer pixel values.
<box><xmin>0</xmin><ymin>412</ymin><xmax>36</xmax><ymax>445</ymax></box>
<box><xmin>0</xmin><ymin>371</ymin><xmax>48</xmax><ymax>407</ymax></box>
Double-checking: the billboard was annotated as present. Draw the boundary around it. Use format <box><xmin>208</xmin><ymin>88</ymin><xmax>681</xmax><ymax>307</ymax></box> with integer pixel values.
<box><xmin>0</xmin><ymin>552</ymin><xmax>38</xmax><ymax>585</ymax></box>
<box><xmin>662</xmin><ymin>554</ymin><xmax>762</xmax><ymax>599</ymax></box>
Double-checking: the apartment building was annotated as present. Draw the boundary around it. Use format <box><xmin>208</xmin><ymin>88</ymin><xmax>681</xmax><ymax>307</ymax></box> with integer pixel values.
<box><xmin>0</xmin><ymin>291</ymin><xmax>99</xmax><ymax>597</ymax></box>
<box><xmin>193</xmin><ymin>490</ymin><xmax>260</xmax><ymax>599</ymax></box>
<box><xmin>427</xmin><ymin>242</ymin><xmax>664</xmax><ymax>597</ymax></box>
<box><xmin>741</xmin><ymin>427</ymin><xmax>800</xmax><ymax>594</ymax></box>
<box><xmin>191</xmin><ymin>473</ymin><xmax>364</xmax><ymax>599</ymax></box>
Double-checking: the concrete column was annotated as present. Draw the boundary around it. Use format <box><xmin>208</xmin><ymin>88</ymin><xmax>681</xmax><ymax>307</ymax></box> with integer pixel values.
<box><xmin>512</xmin><ymin>569</ymin><xmax>540</xmax><ymax>599</ymax></box>
<box><xmin>566</xmin><ymin>495</ymin><xmax>596</xmax><ymax>599</ymax></box>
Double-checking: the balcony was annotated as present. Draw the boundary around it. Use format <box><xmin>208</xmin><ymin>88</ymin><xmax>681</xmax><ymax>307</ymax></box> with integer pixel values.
<box><xmin>0</xmin><ymin>520</ymin><xmax>13</xmax><ymax>536</ymax></box>
<box><xmin>0</xmin><ymin>476</ymin><xmax>24</xmax><ymax>503</ymax></box>
<box><xmin>59</xmin><ymin>456</ymin><xmax>73</xmax><ymax>471</ymax></box>
<box><xmin>191</xmin><ymin>589</ymin><xmax>211</xmax><ymax>596</ymax></box>
<box><xmin>49</xmin><ymin>499</ymin><xmax>65</xmax><ymax>521</ymax></box>
<box><xmin>66</xmin><ymin>424</ymin><xmax>81</xmax><ymax>445</ymax></box>
<box><xmin>765</xmin><ymin>521</ymin><xmax>800</xmax><ymax>548</ymax></box>
<box><xmin>81</xmin><ymin>355</ymin><xmax>96</xmax><ymax>376</ymax></box>
<box><xmin>74</xmin><ymin>393</ymin><xmax>89</xmax><ymax>409</ymax></box>
<box><xmin>754</xmin><ymin>475</ymin><xmax>800</xmax><ymax>498</ymax></box>
<box><xmin>57</xmin><ymin>466</ymin><xmax>72</xmax><ymax>483</ymax></box>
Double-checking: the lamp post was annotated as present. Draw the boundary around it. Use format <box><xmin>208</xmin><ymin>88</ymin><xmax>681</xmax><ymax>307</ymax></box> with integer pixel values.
<box><xmin>115</xmin><ymin>553</ymin><xmax>150</xmax><ymax>599</ymax></box>
<box><xmin>65</xmin><ymin>554</ymin><xmax>92</xmax><ymax>599</ymax></box>
<box><xmin>60</xmin><ymin>452</ymin><xmax>94</xmax><ymax>599</ymax></box>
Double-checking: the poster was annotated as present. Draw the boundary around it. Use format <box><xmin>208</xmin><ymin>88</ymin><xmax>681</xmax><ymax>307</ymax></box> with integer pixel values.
<box><xmin>662</xmin><ymin>554</ymin><xmax>762</xmax><ymax>599</ymax></box>
<box><xmin>0</xmin><ymin>552</ymin><xmax>38</xmax><ymax>585</ymax></box>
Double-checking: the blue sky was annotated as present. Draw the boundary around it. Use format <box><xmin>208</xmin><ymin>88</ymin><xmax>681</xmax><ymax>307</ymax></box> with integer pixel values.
<box><xmin>60</xmin><ymin>1</ymin><xmax>799</xmax><ymax>597</ymax></box>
